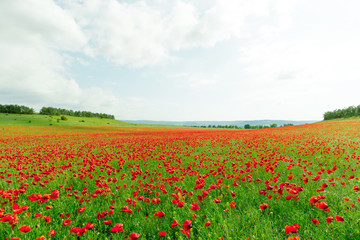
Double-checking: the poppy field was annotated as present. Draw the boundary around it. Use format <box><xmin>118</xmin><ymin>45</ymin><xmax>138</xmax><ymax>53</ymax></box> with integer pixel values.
<box><xmin>1</xmin><ymin>120</ymin><xmax>360</xmax><ymax>240</ymax></box>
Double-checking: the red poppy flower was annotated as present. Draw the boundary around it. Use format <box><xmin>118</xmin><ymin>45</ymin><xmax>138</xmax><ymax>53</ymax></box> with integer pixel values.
<box><xmin>44</xmin><ymin>216</ymin><xmax>51</xmax><ymax>223</ymax></box>
<box><xmin>110</xmin><ymin>223</ymin><xmax>124</xmax><ymax>232</ymax></box>
<box><xmin>121</xmin><ymin>206</ymin><xmax>133</xmax><ymax>213</ymax></box>
<box><xmin>205</xmin><ymin>221</ymin><xmax>211</xmax><ymax>226</ymax></box>
<box><xmin>78</xmin><ymin>206</ymin><xmax>86</xmax><ymax>213</ymax></box>
<box><xmin>129</xmin><ymin>232</ymin><xmax>141</xmax><ymax>240</ymax></box>
<box><xmin>180</xmin><ymin>220</ymin><xmax>191</xmax><ymax>237</ymax></box>
<box><xmin>154</xmin><ymin>211</ymin><xmax>165</xmax><ymax>218</ymax></box>
<box><xmin>70</xmin><ymin>227</ymin><xmax>82</xmax><ymax>233</ymax></box>
<box><xmin>103</xmin><ymin>220</ymin><xmax>112</xmax><ymax>225</ymax></box>
<box><xmin>190</xmin><ymin>202</ymin><xmax>200</xmax><ymax>211</ymax></box>
<box><xmin>48</xmin><ymin>230</ymin><xmax>55</xmax><ymax>237</ymax></box>
<box><xmin>315</xmin><ymin>202</ymin><xmax>330</xmax><ymax>211</ymax></box>
<box><xmin>158</xmin><ymin>231</ymin><xmax>166</xmax><ymax>237</ymax></box>
<box><xmin>288</xmin><ymin>237</ymin><xmax>300</xmax><ymax>240</ymax></box>
<box><xmin>326</xmin><ymin>216</ymin><xmax>333</xmax><ymax>223</ymax></box>
<box><xmin>62</xmin><ymin>219</ymin><xmax>71</xmax><ymax>226</ymax></box>
<box><xmin>285</xmin><ymin>223</ymin><xmax>299</xmax><ymax>234</ymax></box>
<box><xmin>85</xmin><ymin>222</ymin><xmax>94</xmax><ymax>230</ymax></box>
<box><xmin>311</xmin><ymin>218</ymin><xmax>319</xmax><ymax>225</ymax></box>
<box><xmin>170</xmin><ymin>219</ymin><xmax>179</xmax><ymax>227</ymax></box>
<box><xmin>19</xmin><ymin>225</ymin><xmax>31</xmax><ymax>232</ymax></box>
<box><xmin>335</xmin><ymin>216</ymin><xmax>344</xmax><ymax>222</ymax></box>
<box><xmin>182</xmin><ymin>220</ymin><xmax>192</xmax><ymax>231</ymax></box>
<box><xmin>229</xmin><ymin>201</ymin><xmax>236</xmax><ymax>208</ymax></box>
<box><xmin>177</xmin><ymin>201</ymin><xmax>185</xmax><ymax>207</ymax></box>
<box><xmin>12</xmin><ymin>202</ymin><xmax>20</xmax><ymax>210</ymax></box>
<box><xmin>70</xmin><ymin>227</ymin><xmax>87</xmax><ymax>237</ymax></box>
<box><xmin>259</xmin><ymin>203</ymin><xmax>269</xmax><ymax>210</ymax></box>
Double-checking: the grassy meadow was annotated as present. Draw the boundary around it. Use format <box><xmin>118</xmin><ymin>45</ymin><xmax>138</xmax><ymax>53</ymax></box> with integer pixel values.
<box><xmin>1</xmin><ymin>115</ymin><xmax>360</xmax><ymax>239</ymax></box>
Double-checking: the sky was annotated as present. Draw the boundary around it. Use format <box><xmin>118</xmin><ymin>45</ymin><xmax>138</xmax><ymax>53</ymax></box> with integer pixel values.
<box><xmin>1</xmin><ymin>0</ymin><xmax>359</xmax><ymax>121</ymax></box>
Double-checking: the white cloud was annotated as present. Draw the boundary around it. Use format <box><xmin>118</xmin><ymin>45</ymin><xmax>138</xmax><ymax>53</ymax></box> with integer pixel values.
<box><xmin>0</xmin><ymin>0</ymin><xmax>87</xmax><ymax>51</ymax></box>
<box><xmin>59</xmin><ymin>0</ymin><xmax>294</xmax><ymax>67</ymax></box>
<box><xmin>237</xmin><ymin>36</ymin><xmax>360</xmax><ymax>119</ymax></box>
<box><xmin>0</xmin><ymin>0</ymin><xmax>122</xmax><ymax>115</ymax></box>
<box><xmin>0</xmin><ymin>0</ymin><xmax>305</xmax><ymax>120</ymax></box>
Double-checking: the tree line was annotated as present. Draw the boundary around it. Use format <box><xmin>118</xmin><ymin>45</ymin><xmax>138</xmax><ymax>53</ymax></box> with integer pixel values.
<box><xmin>192</xmin><ymin>125</ymin><xmax>243</xmax><ymax>129</ymax></box>
<box><xmin>0</xmin><ymin>104</ymin><xmax>34</xmax><ymax>114</ymax></box>
<box><xmin>0</xmin><ymin>104</ymin><xmax>115</xmax><ymax>120</ymax></box>
<box><xmin>323</xmin><ymin>105</ymin><xmax>360</xmax><ymax>120</ymax></box>
<box><xmin>192</xmin><ymin>123</ymin><xmax>294</xmax><ymax>129</ymax></box>
<box><xmin>39</xmin><ymin>107</ymin><xmax>115</xmax><ymax>119</ymax></box>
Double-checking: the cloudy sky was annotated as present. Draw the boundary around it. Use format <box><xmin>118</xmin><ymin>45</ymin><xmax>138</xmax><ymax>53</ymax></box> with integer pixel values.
<box><xmin>1</xmin><ymin>0</ymin><xmax>359</xmax><ymax>121</ymax></box>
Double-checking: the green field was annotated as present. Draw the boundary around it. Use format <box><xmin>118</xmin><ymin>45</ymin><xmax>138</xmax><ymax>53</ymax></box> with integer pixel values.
<box><xmin>1</xmin><ymin>115</ymin><xmax>360</xmax><ymax>239</ymax></box>
<box><xmin>0</xmin><ymin>113</ymin><xmax>162</xmax><ymax>127</ymax></box>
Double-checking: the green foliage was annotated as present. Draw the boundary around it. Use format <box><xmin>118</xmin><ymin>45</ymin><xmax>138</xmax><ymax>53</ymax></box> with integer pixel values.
<box><xmin>191</xmin><ymin>123</ymin><xmax>291</xmax><ymax>129</ymax></box>
<box><xmin>40</xmin><ymin>106</ymin><xmax>115</xmax><ymax>120</ymax></box>
<box><xmin>193</xmin><ymin>125</ymin><xmax>243</xmax><ymax>129</ymax></box>
<box><xmin>324</xmin><ymin>105</ymin><xmax>360</xmax><ymax>120</ymax></box>
<box><xmin>60</xmin><ymin>115</ymin><xmax>68</xmax><ymax>121</ymax></box>
<box><xmin>0</xmin><ymin>104</ymin><xmax>34</xmax><ymax>114</ymax></box>
<box><xmin>0</xmin><ymin>113</ymin><xmax>139</xmax><ymax>127</ymax></box>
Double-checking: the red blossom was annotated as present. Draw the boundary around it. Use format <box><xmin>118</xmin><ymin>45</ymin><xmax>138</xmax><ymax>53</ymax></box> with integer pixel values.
<box><xmin>154</xmin><ymin>211</ymin><xmax>165</xmax><ymax>218</ymax></box>
<box><xmin>19</xmin><ymin>225</ymin><xmax>31</xmax><ymax>233</ymax></box>
<box><xmin>190</xmin><ymin>202</ymin><xmax>200</xmax><ymax>211</ymax></box>
<box><xmin>259</xmin><ymin>203</ymin><xmax>269</xmax><ymax>210</ymax></box>
<box><xmin>170</xmin><ymin>219</ymin><xmax>179</xmax><ymax>227</ymax></box>
<box><xmin>326</xmin><ymin>216</ymin><xmax>333</xmax><ymax>223</ymax></box>
<box><xmin>62</xmin><ymin>219</ymin><xmax>71</xmax><ymax>226</ymax></box>
<box><xmin>335</xmin><ymin>216</ymin><xmax>344</xmax><ymax>222</ymax></box>
<box><xmin>158</xmin><ymin>231</ymin><xmax>166</xmax><ymax>236</ymax></box>
<box><xmin>311</xmin><ymin>218</ymin><xmax>319</xmax><ymax>225</ymax></box>
<box><xmin>129</xmin><ymin>232</ymin><xmax>141</xmax><ymax>240</ymax></box>
<box><xmin>285</xmin><ymin>223</ymin><xmax>299</xmax><ymax>234</ymax></box>
<box><xmin>109</xmin><ymin>223</ymin><xmax>124</xmax><ymax>232</ymax></box>
<box><xmin>78</xmin><ymin>205</ymin><xmax>86</xmax><ymax>213</ymax></box>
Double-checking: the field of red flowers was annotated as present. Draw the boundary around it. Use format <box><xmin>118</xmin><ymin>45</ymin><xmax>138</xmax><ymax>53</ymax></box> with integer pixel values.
<box><xmin>1</xmin><ymin>120</ymin><xmax>360</xmax><ymax>239</ymax></box>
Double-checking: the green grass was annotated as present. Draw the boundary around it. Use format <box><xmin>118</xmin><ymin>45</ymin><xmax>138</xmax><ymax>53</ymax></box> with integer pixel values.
<box><xmin>1</xmin><ymin>119</ymin><xmax>360</xmax><ymax>239</ymax></box>
<box><xmin>323</xmin><ymin>116</ymin><xmax>360</xmax><ymax>122</ymax></box>
<box><xmin>0</xmin><ymin>113</ymin><xmax>178</xmax><ymax>128</ymax></box>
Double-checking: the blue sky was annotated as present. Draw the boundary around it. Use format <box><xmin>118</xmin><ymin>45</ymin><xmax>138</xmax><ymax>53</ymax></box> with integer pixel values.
<box><xmin>1</xmin><ymin>0</ymin><xmax>360</xmax><ymax>121</ymax></box>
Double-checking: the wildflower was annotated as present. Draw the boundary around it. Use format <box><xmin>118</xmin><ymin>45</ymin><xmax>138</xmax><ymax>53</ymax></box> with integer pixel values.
<box><xmin>62</xmin><ymin>219</ymin><xmax>71</xmax><ymax>226</ymax></box>
<box><xmin>259</xmin><ymin>203</ymin><xmax>269</xmax><ymax>210</ymax></box>
<box><xmin>158</xmin><ymin>231</ymin><xmax>166</xmax><ymax>237</ymax></box>
<box><xmin>326</xmin><ymin>216</ymin><xmax>333</xmax><ymax>223</ymax></box>
<box><xmin>154</xmin><ymin>211</ymin><xmax>165</xmax><ymax>218</ymax></box>
<box><xmin>311</xmin><ymin>218</ymin><xmax>319</xmax><ymax>225</ymax></box>
<box><xmin>129</xmin><ymin>232</ymin><xmax>141</xmax><ymax>240</ymax></box>
<box><xmin>19</xmin><ymin>225</ymin><xmax>31</xmax><ymax>232</ymax></box>
<box><xmin>78</xmin><ymin>206</ymin><xmax>86</xmax><ymax>213</ymax></box>
<box><xmin>190</xmin><ymin>202</ymin><xmax>200</xmax><ymax>211</ymax></box>
<box><xmin>48</xmin><ymin>230</ymin><xmax>55</xmax><ymax>237</ymax></box>
<box><xmin>170</xmin><ymin>219</ymin><xmax>179</xmax><ymax>227</ymax></box>
<box><xmin>335</xmin><ymin>216</ymin><xmax>344</xmax><ymax>222</ymax></box>
<box><xmin>109</xmin><ymin>223</ymin><xmax>124</xmax><ymax>232</ymax></box>
<box><xmin>285</xmin><ymin>223</ymin><xmax>299</xmax><ymax>234</ymax></box>
<box><xmin>180</xmin><ymin>220</ymin><xmax>192</xmax><ymax>237</ymax></box>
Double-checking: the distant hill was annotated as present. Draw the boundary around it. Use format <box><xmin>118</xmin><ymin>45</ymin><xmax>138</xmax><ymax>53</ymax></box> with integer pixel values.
<box><xmin>123</xmin><ymin>120</ymin><xmax>318</xmax><ymax>127</ymax></box>
<box><xmin>0</xmin><ymin>113</ymin><xmax>138</xmax><ymax>127</ymax></box>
